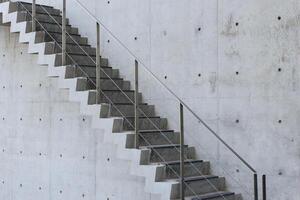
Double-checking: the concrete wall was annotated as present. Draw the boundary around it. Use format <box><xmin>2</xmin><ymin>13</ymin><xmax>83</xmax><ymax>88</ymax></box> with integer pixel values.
<box><xmin>7</xmin><ymin>0</ymin><xmax>300</xmax><ymax>199</ymax></box>
<box><xmin>0</xmin><ymin>25</ymin><xmax>158</xmax><ymax>200</ymax></box>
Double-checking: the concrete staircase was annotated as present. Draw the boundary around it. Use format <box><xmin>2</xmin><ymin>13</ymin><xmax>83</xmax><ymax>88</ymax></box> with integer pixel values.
<box><xmin>0</xmin><ymin>1</ymin><xmax>242</xmax><ymax>199</ymax></box>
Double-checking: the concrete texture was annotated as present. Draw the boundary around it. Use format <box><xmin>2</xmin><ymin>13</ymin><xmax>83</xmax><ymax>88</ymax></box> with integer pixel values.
<box><xmin>2</xmin><ymin>0</ymin><xmax>300</xmax><ymax>199</ymax></box>
<box><xmin>0</xmin><ymin>25</ymin><xmax>158</xmax><ymax>200</ymax></box>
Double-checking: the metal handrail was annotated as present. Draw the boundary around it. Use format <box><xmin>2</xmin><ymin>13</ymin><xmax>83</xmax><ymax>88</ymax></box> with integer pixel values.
<box><xmin>71</xmin><ymin>0</ymin><xmax>257</xmax><ymax>174</ymax></box>
<box><xmin>15</xmin><ymin>2</ymin><xmax>246</xmax><ymax>199</ymax></box>
<box><xmin>5</xmin><ymin>0</ymin><xmax>262</xmax><ymax>199</ymax></box>
<box><xmin>14</xmin><ymin>2</ymin><xmax>234</xmax><ymax>200</ymax></box>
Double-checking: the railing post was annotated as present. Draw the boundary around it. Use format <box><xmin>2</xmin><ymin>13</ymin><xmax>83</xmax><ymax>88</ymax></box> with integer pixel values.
<box><xmin>62</xmin><ymin>0</ymin><xmax>66</xmax><ymax>65</ymax></box>
<box><xmin>262</xmin><ymin>175</ymin><xmax>266</xmax><ymax>200</ymax></box>
<box><xmin>96</xmin><ymin>22</ymin><xmax>101</xmax><ymax>104</ymax></box>
<box><xmin>32</xmin><ymin>0</ymin><xmax>36</xmax><ymax>32</ymax></box>
<box><xmin>254</xmin><ymin>173</ymin><xmax>258</xmax><ymax>200</ymax></box>
<box><xmin>134</xmin><ymin>60</ymin><xmax>139</xmax><ymax>148</ymax></box>
<box><xmin>179</xmin><ymin>103</ymin><xmax>185</xmax><ymax>200</ymax></box>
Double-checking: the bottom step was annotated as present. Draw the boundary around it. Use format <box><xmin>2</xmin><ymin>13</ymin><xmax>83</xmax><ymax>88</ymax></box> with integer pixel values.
<box><xmin>178</xmin><ymin>191</ymin><xmax>238</xmax><ymax>200</ymax></box>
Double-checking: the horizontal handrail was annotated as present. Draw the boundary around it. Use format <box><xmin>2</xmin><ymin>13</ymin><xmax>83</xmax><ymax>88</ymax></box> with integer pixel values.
<box><xmin>72</xmin><ymin>0</ymin><xmax>256</xmax><ymax>173</ymax></box>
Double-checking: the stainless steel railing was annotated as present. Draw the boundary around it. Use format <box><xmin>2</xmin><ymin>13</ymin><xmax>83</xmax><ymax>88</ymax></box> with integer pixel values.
<box><xmin>20</xmin><ymin>0</ymin><xmax>266</xmax><ymax>199</ymax></box>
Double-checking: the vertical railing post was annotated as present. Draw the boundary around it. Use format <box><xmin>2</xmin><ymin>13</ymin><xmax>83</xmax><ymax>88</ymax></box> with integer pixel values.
<box><xmin>262</xmin><ymin>175</ymin><xmax>266</xmax><ymax>200</ymax></box>
<box><xmin>62</xmin><ymin>0</ymin><xmax>66</xmax><ymax>65</ymax></box>
<box><xmin>96</xmin><ymin>22</ymin><xmax>101</xmax><ymax>104</ymax></box>
<box><xmin>32</xmin><ymin>0</ymin><xmax>36</xmax><ymax>32</ymax></box>
<box><xmin>179</xmin><ymin>103</ymin><xmax>185</xmax><ymax>200</ymax></box>
<box><xmin>134</xmin><ymin>60</ymin><xmax>139</xmax><ymax>148</ymax></box>
<box><xmin>254</xmin><ymin>173</ymin><xmax>258</xmax><ymax>200</ymax></box>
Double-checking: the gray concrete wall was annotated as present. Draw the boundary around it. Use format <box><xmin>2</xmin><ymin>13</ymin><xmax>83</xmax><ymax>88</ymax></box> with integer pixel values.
<box><xmin>0</xmin><ymin>25</ymin><xmax>157</xmax><ymax>200</ymax></box>
<box><xmin>7</xmin><ymin>0</ymin><xmax>300</xmax><ymax>199</ymax></box>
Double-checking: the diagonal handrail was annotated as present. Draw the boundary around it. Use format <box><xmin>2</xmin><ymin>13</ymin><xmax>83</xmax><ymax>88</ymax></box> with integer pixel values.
<box><xmin>13</xmin><ymin>2</ymin><xmax>246</xmax><ymax>199</ymax></box>
<box><xmin>71</xmin><ymin>0</ymin><xmax>256</xmax><ymax>174</ymax></box>
<box><xmin>10</xmin><ymin>1</ymin><xmax>260</xmax><ymax>199</ymax></box>
<box><xmin>11</xmin><ymin>4</ymin><xmax>235</xmax><ymax>199</ymax></box>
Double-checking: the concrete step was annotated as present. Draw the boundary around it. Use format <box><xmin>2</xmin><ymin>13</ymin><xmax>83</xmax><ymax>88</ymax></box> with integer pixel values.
<box><xmin>71</xmin><ymin>66</ymin><xmax>114</xmax><ymax>79</ymax></box>
<box><xmin>10</xmin><ymin>2</ymin><xmax>61</xmax><ymax>16</ymax></box>
<box><xmin>161</xmin><ymin>160</ymin><xmax>210</xmax><ymax>180</ymax></box>
<box><xmin>55</xmin><ymin>54</ymin><xmax>108</xmax><ymax>67</ymax></box>
<box><xmin>16</xmin><ymin>10</ymin><xmax>69</xmax><ymax>25</ymax></box>
<box><xmin>170</xmin><ymin>175</ymin><xmax>226</xmax><ymax>199</ymax></box>
<box><xmin>31</xmin><ymin>21</ymin><xmax>78</xmax><ymax>35</ymax></box>
<box><xmin>34</xmin><ymin>31</ymin><xmax>88</xmax><ymax>46</ymax></box>
<box><xmin>87</xmin><ymin>90</ymin><xmax>142</xmax><ymax>104</ymax></box>
<box><xmin>181</xmin><ymin>191</ymin><xmax>237</xmax><ymax>200</ymax></box>
<box><xmin>86</xmin><ymin>78</ymin><xmax>130</xmax><ymax>91</ymax></box>
<box><xmin>138</xmin><ymin>130</ymin><xmax>179</xmax><ymax>147</ymax></box>
<box><xmin>43</xmin><ymin>32</ymin><xmax>87</xmax><ymax>46</ymax></box>
<box><xmin>123</xmin><ymin>117</ymin><xmax>168</xmax><ymax>131</ymax></box>
<box><xmin>106</xmin><ymin>104</ymin><xmax>155</xmax><ymax>118</ymax></box>
<box><xmin>141</xmin><ymin>144</ymin><xmax>195</xmax><ymax>163</ymax></box>
<box><xmin>45</xmin><ymin>42</ymin><xmax>96</xmax><ymax>56</ymax></box>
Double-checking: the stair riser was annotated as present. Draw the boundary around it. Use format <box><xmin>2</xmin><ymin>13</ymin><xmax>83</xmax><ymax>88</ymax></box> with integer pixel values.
<box><xmin>34</xmin><ymin>31</ymin><xmax>87</xmax><ymax>46</ymax></box>
<box><xmin>86</xmin><ymin>79</ymin><xmax>130</xmax><ymax>91</ymax></box>
<box><xmin>50</xmin><ymin>43</ymin><xmax>96</xmax><ymax>56</ymax></box>
<box><xmin>16</xmin><ymin>11</ymin><xmax>69</xmax><ymax>25</ymax></box>
<box><xmin>54</xmin><ymin>55</ymin><xmax>108</xmax><ymax>67</ymax></box>
<box><xmin>44</xmin><ymin>33</ymin><xmax>87</xmax><ymax>46</ymax></box>
<box><xmin>88</xmin><ymin>91</ymin><xmax>142</xmax><ymax>104</ymax></box>
<box><xmin>123</xmin><ymin>118</ymin><xmax>168</xmax><ymax>131</ymax></box>
<box><xmin>191</xmin><ymin>194</ymin><xmax>237</xmax><ymax>200</ymax></box>
<box><xmin>139</xmin><ymin>131</ymin><xmax>179</xmax><ymax>146</ymax></box>
<box><xmin>164</xmin><ymin>161</ymin><xmax>210</xmax><ymax>180</ymax></box>
<box><xmin>110</xmin><ymin>105</ymin><xmax>155</xmax><ymax>118</ymax></box>
<box><xmin>34</xmin><ymin>23</ymin><xmax>78</xmax><ymax>35</ymax></box>
<box><xmin>74</xmin><ymin>67</ymin><xmax>118</xmax><ymax>79</ymax></box>
<box><xmin>186</xmin><ymin>177</ymin><xmax>225</xmax><ymax>197</ymax></box>
<box><xmin>10</xmin><ymin>2</ymin><xmax>61</xmax><ymax>16</ymax></box>
<box><xmin>171</xmin><ymin>177</ymin><xmax>225</xmax><ymax>198</ymax></box>
<box><xmin>150</xmin><ymin>147</ymin><xmax>195</xmax><ymax>163</ymax></box>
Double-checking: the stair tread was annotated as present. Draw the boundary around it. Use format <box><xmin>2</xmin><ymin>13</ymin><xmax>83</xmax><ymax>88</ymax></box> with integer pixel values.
<box><xmin>164</xmin><ymin>159</ymin><xmax>203</xmax><ymax>165</ymax></box>
<box><xmin>139</xmin><ymin>129</ymin><xmax>174</xmax><ymax>133</ymax></box>
<box><xmin>140</xmin><ymin>144</ymin><xmax>185</xmax><ymax>149</ymax></box>
<box><xmin>183</xmin><ymin>191</ymin><xmax>235</xmax><ymax>200</ymax></box>
<box><xmin>172</xmin><ymin>175</ymin><xmax>218</xmax><ymax>182</ymax></box>
<box><xmin>87</xmin><ymin>77</ymin><xmax>124</xmax><ymax>80</ymax></box>
<box><xmin>101</xmin><ymin>89</ymin><xmax>135</xmax><ymax>92</ymax></box>
<box><xmin>37</xmin><ymin>21</ymin><xmax>72</xmax><ymax>27</ymax></box>
<box><xmin>69</xmin><ymin>64</ymin><xmax>110</xmax><ymax>69</ymax></box>
<box><xmin>44</xmin><ymin>30</ymin><xmax>81</xmax><ymax>36</ymax></box>
<box><xmin>125</xmin><ymin>116</ymin><xmax>161</xmax><ymax>119</ymax></box>
<box><xmin>46</xmin><ymin>40</ymin><xmax>90</xmax><ymax>46</ymax></box>
<box><xmin>18</xmin><ymin>2</ymin><xmax>54</xmax><ymax>9</ymax></box>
